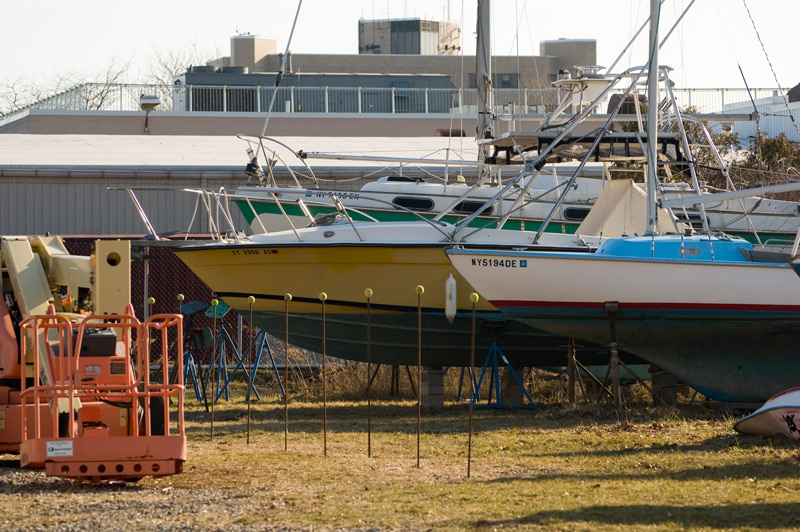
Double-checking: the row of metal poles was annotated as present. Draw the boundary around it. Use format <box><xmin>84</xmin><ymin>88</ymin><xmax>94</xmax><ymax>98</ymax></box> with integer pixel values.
<box><xmin>165</xmin><ymin>287</ymin><xmax>487</xmax><ymax>477</ymax></box>
<box><xmin>160</xmin><ymin>291</ymin><xmax>671</xmax><ymax>477</ymax></box>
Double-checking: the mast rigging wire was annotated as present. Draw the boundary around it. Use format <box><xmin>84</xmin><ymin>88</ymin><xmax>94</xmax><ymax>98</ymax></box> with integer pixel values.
<box><xmin>741</xmin><ymin>0</ymin><xmax>800</xmax><ymax>141</ymax></box>
<box><xmin>260</xmin><ymin>0</ymin><xmax>303</xmax><ymax>137</ymax></box>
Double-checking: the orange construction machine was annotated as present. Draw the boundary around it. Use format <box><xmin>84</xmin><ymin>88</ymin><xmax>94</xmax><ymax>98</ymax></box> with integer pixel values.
<box><xmin>1</xmin><ymin>236</ymin><xmax>186</xmax><ymax>481</ymax></box>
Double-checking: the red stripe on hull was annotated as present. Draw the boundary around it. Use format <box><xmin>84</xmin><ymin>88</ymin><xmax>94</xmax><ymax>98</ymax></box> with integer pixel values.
<box><xmin>492</xmin><ymin>300</ymin><xmax>800</xmax><ymax>313</ymax></box>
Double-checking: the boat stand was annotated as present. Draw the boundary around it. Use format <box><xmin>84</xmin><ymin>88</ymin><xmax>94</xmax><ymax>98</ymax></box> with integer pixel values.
<box><xmin>457</xmin><ymin>367</ymin><xmax>479</xmax><ymax>401</ymax></box>
<box><xmin>251</xmin><ymin>330</ymin><xmax>286</xmax><ymax>400</ymax></box>
<box><xmin>598</xmin><ymin>302</ymin><xmax>670</xmax><ymax>411</ymax></box>
<box><xmin>214</xmin><ymin>327</ymin><xmax>255</xmax><ymax>402</ymax></box>
<box><xmin>473</xmin><ymin>339</ymin><xmax>537</xmax><ymax>410</ymax></box>
<box><xmin>237</xmin><ymin>329</ymin><xmax>285</xmax><ymax>401</ymax></box>
<box><xmin>182</xmin><ymin>349</ymin><xmax>204</xmax><ymax>402</ymax></box>
<box><xmin>202</xmin><ymin>326</ymin><xmax>286</xmax><ymax>404</ymax></box>
<box><xmin>605</xmin><ymin>302</ymin><xmax>623</xmax><ymax>414</ymax></box>
<box><xmin>564</xmin><ymin>339</ymin><xmax>590</xmax><ymax>404</ymax></box>
<box><xmin>167</xmin><ymin>347</ymin><xmax>203</xmax><ymax>402</ymax></box>
<box><xmin>368</xmin><ymin>364</ymin><xmax>416</xmax><ymax>397</ymax></box>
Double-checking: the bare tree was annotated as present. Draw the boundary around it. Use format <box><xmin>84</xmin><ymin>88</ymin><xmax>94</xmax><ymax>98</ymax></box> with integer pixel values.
<box><xmin>143</xmin><ymin>42</ymin><xmax>220</xmax><ymax>111</ymax></box>
<box><xmin>0</xmin><ymin>56</ymin><xmax>133</xmax><ymax>116</ymax></box>
<box><xmin>78</xmin><ymin>56</ymin><xmax>134</xmax><ymax>110</ymax></box>
<box><xmin>147</xmin><ymin>42</ymin><xmax>220</xmax><ymax>85</ymax></box>
<box><xmin>0</xmin><ymin>77</ymin><xmax>34</xmax><ymax>115</ymax></box>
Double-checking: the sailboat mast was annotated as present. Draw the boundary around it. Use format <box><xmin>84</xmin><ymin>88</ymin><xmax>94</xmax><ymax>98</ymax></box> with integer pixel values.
<box><xmin>645</xmin><ymin>0</ymin><xmax>660</xmax><ymax>234</ymax></box>
<box><xmin>476</xmin><ymin>0</ymin><xmax>493</xmax><ymax>175</ymax></box>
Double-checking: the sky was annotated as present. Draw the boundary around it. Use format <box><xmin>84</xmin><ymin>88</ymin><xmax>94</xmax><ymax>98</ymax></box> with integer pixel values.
<box><xmin>1</xmin><ymin>0</ymin><xmax>797</xmax><ymax>90</ymax></box>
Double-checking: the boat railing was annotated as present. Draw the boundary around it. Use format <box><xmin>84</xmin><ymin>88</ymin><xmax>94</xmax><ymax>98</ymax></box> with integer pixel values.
<box><xmin>115</xmin><ymin>181</ymin><xmax>457</xmax><ymax>243</ymax></box>
<box><xmin>112</xmin><ymin>186</ymin><xmax>250</xmax><ymax>242</ymax></box>
<box><xmin>240</xmin><ymin>187</ymin><xmax>455</xmax><ymax>242</ymax></box>
<box><xmin>237</xmin><ymin>134</ymin><xmax>319</xmax><ymax>189</ymax></box>
<box><xmin>451</xmin><ymin>65</ymin><xmax>653</xmax><ymax>241</ymax></box>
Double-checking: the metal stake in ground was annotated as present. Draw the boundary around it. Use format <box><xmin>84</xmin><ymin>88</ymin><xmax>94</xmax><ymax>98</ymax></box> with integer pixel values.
<box><xmin>210</xmin><ymin>299</ymin><xmax>219</xmax><ymax>440</ymax></box>
<box><xmin>320</xmin><ymin>292</ymin><xmax>328</xmax><ymax>457</ymax></box>
<box><xmin>364</xmin><ymin>288</ymin><xmax>373</xmax><ymax>458</ymax></box>
<box><xmin>247</xmin><ymin>295</ymin><xmax>256</xmax><ymax>445</ymax></box>
<box><xmin>567</xmin><ymin>338</ymin><xmax>576</xmax><ymax>404</ymax></box>
<box><xmin>468</xmin><ymin>292</ymin><xmax>479</xmax><ymax>479</ymax></box>
<box><xmin>415</xmin><ymin>284</ymin><xmax>424</xmax><ymax>469</ymax></box>
<box><xmin>177</xmin><ymin>294</ymin><xmax>184</xmax><ymax>386</ymax></box>
<box><xmin>284</xmin><ymin>293</ymin><xmax>292</xmax><ymax>452</ymax></box>
<box><xmin>147</xmin><ymin>297</ymin><xmax>156</xmax><ymax>380</ymax></box>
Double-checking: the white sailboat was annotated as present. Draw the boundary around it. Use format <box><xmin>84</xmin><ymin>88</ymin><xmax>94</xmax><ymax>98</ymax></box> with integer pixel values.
<box><xmin>447</xmin><ymin>233</ymin><xmax>800</xmax><ymax>402</ymax></box>
<box><xmin>446</xmin><ymin>2</ymin><xmax>800</xmax><ymax>402</ymax></box>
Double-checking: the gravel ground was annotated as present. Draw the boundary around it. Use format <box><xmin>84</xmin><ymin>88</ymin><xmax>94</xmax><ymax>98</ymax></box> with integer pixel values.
<box><xmin>0</xmin><ymin>461</ymin><xmax>390</xmax><ymax>532</ymax></box>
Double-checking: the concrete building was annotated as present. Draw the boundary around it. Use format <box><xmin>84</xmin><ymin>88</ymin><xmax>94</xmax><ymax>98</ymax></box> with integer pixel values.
<box><xmin>358</xmin><ymin>18</ymin><xmax>461</xmax><ymax>55</ymax></box>
<box><xmin>0</xmin><ymin>18</ymin><xmax>596</xmax><ymax>137</ymax></box>
<box><xmin>208</xmin><ymin>33</ymin><xmax>596</xmax><ymax>89</ymax></box>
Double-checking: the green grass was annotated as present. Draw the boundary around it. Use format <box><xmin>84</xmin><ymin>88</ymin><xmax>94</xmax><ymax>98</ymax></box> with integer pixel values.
<box><xmin>159</xmin><ymin>386</ymin><xmax>800</xmax><ymax>531</ymax></box>
<box><xmin>2</xmin><ymin>375</ymin><xmax>799</xmax><ymax>531</ymax></box>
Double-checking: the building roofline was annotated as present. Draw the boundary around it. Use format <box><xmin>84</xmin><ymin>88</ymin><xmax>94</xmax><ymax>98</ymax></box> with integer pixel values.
<box><xmin>539</xmin><ymin>38</ymin><xmax>597</xmax><ymax>44</ymax></box>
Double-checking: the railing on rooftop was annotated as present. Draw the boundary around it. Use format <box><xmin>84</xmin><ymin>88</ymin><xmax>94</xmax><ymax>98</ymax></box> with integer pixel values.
<box><xmin>0</xmin><ymin>82</ymin><xmax>785</xmax><ymax>121</ymax></box>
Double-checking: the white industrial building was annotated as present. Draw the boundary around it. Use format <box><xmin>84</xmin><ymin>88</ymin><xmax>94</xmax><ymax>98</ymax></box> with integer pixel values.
<box><xmin>0</xmin><ymin>135</ymin><xmax>480</xmax><ymax>235</ymax></box>
<box><xmin>723</xmin><ymin>92</ymin><xmax>800</xmax><ymax>146</ymax></box>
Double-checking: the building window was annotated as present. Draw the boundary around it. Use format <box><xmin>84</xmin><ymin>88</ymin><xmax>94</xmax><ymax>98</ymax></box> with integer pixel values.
<box><xmin>468</xmin><ymin>73</ymin><xmax>518</xmax><ymax>89</ymax></box>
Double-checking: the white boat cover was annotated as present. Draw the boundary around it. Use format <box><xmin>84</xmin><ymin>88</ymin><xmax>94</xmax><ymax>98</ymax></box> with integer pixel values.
<box><xmin>576</xmin><ymin>179</ymin><xmax>685</xmax><ymax>238</ymax></box>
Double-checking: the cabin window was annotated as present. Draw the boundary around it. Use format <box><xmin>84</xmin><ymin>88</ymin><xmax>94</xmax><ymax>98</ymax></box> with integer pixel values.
<box><xmin>392</xmin><ymin>196</ymin><xmax>435</xmax><ymax>211</ymax></box>
<box><xmin>453</xmin><ymin>201</ymin><xmax>493</xmax><ymax>215</ymax></box>
<box><xmin>385</xmin><ymin>176</ymin><xmax>424</xmax><ymax>183</ymax></box>
<box><xmin>563</xmin><ymin>207</ymin><xmax>591</xmax><ymax>221</ymax></box>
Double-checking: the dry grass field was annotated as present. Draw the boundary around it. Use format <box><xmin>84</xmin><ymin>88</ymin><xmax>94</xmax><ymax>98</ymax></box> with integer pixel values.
<box><xmin>2</xmin><ymin>374</ymin><xmax>800</xmax><ymax>531</ymax></box>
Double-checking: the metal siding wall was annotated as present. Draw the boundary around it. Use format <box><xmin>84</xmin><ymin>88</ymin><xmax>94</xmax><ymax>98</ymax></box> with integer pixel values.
<box><xmin>0</xmin><ymin>180</ymin><xmax>15</xmax><ymax>233</ymax></box>
<box><xmin>727</xmin><ymin>100</ymin><xmax>800</xmax><ymax>147</ymax></box>
<box><xmin>0</xmin><ymin>176</ymin><xmax>247</xmax><ymax>236</ymax></box>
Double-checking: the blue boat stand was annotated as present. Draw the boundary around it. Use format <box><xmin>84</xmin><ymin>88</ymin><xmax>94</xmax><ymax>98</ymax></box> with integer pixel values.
<box><xmin>183</xmin><ymin>325</ymin><xmax>285</xmax><ymax>404</ymax></box>
<box><xmin>472</xmin><ymin>340</ymin><xmax>537</xmax><ymax>410</ymax></box>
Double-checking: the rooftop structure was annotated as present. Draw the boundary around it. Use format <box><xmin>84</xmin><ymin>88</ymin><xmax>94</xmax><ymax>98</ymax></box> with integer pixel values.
<box><xmin>358</xmin><ymin>18</ymin><xmax>461</xmax><ymax>55</ymax></box>
<box><xmin>206</xmin><ymin>31</ymin><xmax>596</xmax><ymax>90</ymax></box>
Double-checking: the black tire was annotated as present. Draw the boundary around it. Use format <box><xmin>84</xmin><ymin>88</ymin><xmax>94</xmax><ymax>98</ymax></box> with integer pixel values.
<box><xmin>138</xmin><ymin>397</ymin><xmax>166</xmax><ymax>436</ymax></box>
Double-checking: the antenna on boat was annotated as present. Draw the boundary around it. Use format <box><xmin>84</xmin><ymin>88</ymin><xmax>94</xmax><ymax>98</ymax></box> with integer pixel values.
<box><xmin>260</xmin><ymin>1</ymin><xmax>303</xmax><ymax>137</ymax></box>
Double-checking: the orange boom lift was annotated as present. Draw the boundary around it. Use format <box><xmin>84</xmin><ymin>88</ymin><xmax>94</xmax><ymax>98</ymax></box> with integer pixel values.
<box><xmin>1</xmin><ymin>236</ymin><xmax>186</xmax><ymax>481</ymax></box>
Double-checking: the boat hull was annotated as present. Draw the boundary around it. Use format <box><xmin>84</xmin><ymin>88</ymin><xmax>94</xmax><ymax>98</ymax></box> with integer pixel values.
<box><xmin>735</xmin><ymin>387</ymin><xmax>800</xmax><ymax>441</ymax></box>
<box><xmin>174</xmin><ymin>242</ymin><xmax>626</xmax><ymax>367</ymax></box>
<box><xmin>448</xmin><ymin>243</ymin><xmax>800</xmax><ymax>402</ymax></box>
<box><xmin>248</xmin><ymin>308</ymin><xmax>626</xmax><ymax>368</ymax></box>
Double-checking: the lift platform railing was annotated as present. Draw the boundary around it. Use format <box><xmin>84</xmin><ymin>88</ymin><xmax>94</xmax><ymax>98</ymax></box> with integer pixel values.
<box><xmin>17</xmin><ymin>305</ymin><xmax>186</xmax><ymax>480</ymax></box>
